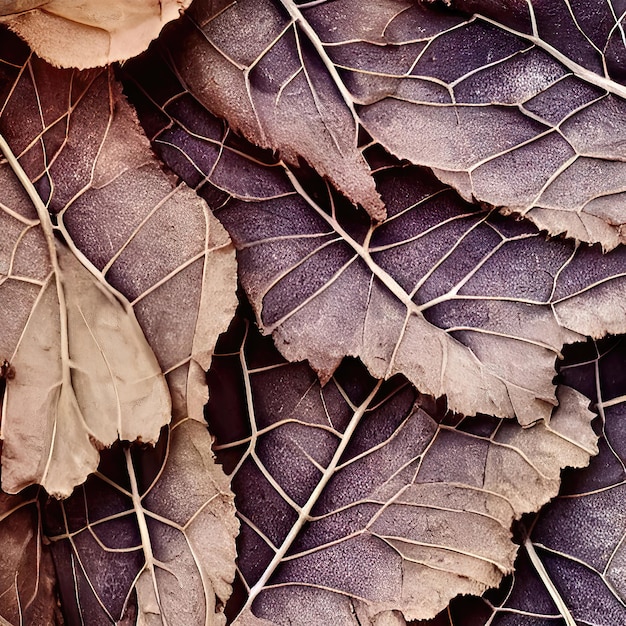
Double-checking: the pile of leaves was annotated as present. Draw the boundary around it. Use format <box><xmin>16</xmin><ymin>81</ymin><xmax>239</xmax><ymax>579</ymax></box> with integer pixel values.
<box><xmin>0</xmin><ymin>0</ymin><xmax>625</xmax><ymax>624</ymax></box>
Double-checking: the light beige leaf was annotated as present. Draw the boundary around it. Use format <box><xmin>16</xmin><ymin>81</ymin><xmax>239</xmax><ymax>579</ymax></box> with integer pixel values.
<box><xmin>0</xmin><ymin>138</ymin><xmax>171</xmax><ymax>498</ymax></box>
<box><xmin>0</xmin><ymin>51</ymin><xmax>238</xmax><ymax>497</ymax></box>
<box><xmin>0</xmin><ymin>0</ymin><xmax>192</xmax><ymax>68</ymax></box>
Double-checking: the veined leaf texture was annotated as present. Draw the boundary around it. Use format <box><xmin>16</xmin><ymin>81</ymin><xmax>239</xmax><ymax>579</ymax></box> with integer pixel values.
<box><xmin>205</xmin><ymin>314</ymin><xmax>596</xmax><ymax>623</ymax></box>
<box><xmin>2</xmin><ymin>0</ymin><xmax>626</xmax><ymax>623</ymax></box>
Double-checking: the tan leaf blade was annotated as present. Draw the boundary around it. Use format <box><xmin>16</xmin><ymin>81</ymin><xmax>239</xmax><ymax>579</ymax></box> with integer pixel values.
<box><xmin>0</xmin><ymin>135</ymin><xmax>171</xmax><ymax>498</ymax></box>
<box><xmin>43</xmin><ymin>418</ymin><xmax>238</xmax><ymax>625</ymax></box>
<box><xmin>0</xmin><ymin>0</ymin><xmax>192</xmax><ymax>68</ymax></box>
<box><xmin>205</xmin><ymin>315</ymin><xmax>598</xmax><ymax>623</ymax></box>
<box><xmin>417</xmin><ymin>337</ymin><xmax>626</xmax><ymax>624</ymax></box>
<box><xmin>0</xmin><ymin>36</ymin><xmax>238</xmax><ymax>496</ymax></box>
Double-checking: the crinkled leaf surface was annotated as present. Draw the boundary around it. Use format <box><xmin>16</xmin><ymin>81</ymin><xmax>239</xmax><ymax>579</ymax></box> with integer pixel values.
<box><xmin>0</xmin><ymin>0</ymin><xmax>192</xmax><ymax>69</ymax></box>
<box><xmin>332</xmin><ymin>0</ymin><xmax>626</xmax><ymax>249</ymax></box>
<box><xmin>0</xmin><ymin>119</ymin><xmax>171</xmax><ymax>497</ymax></box>
<box><xmin>0</xmin><ymin>485</ymin><xmax>60</xmax><ymax>625</ymax></box>
<box><xmin>43</xmin><ymin>418</ymin><xmax>238</xmax><ymax>626</ymax></box>
<box><xmin>154</xmin><ymin>0</ymin><xmax>385</xmax><ymax>220</ymax></box>
<box><xmin>204</xmin><ymin>313</ymin><xmax>597</xmax><ymax>623</ymax></box>
<box><xmin>0</xmin><ymin>33</ymin><xmax>237</xmax><ymax>496</ymax></box>
<box><xmin>418</xmin><ymin>336</ymin><xmax>626</xmax><ymax>625</ymax></box>
<box><xmin>152</xmin><ymin>0</ymin><xmax>626</xmax><ymax>248</ymax></box>
<box><xmin>124</xmin><ymin>68</ymin><xmax>626</xmax><ymax>425</ymax></box>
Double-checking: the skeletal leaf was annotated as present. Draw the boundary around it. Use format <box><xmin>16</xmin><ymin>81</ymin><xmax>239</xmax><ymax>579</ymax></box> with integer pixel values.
<box><xmin>43</xmin><ymin>418</ymin><xmax>238</xmax><ymax>625</ymax></box>
<box><xmin>0</xmin><ymin>35</ymin><xmax>237</xmax><ymax>496</ymax></box>
<box><xmin>0</xmin><ymin>0</ymin><xmax>192</xmax><ymax>68</ymax></box>
<box><xmin>205</xmin><ymin>314</ymin><xmax>597</xmax><ymax>623</ymax></box>
<box><xmin>124</xmin><ymin>74</ymin><xmax>626</xmax><ymax>425</ymax></box>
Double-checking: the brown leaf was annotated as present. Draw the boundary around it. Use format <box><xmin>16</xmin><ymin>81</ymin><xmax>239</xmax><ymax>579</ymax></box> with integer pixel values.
<box><xmin>206</xmin><ymin>316</ymin><xmax>597</xmax><ymax>623</ymax></box>
<box><xmin>157</xmin><ymin>0</ymin><xmax>385</xmax><ymax>221</ymax></box>
<box><xmin>0</xmin><ymin>37</ymin><xmax>238</xmax><ymax>496</ymax></box>
<box><xmin>0</xmin><ymin>230</ymin><xmax>171</xmax><ymax>497</ymax></box>
<box><xmin>44</xmin><ymin>418</ymin><xmax>238</xmax><ymax>625</ymax></box>
<box><xmin>0</xmin><ymin>0</ymin><xmax>192</xmax><ymax>68</ymax></box>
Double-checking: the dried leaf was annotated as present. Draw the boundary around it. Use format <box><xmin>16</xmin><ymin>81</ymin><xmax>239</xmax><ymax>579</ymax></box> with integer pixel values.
<box><xmin>0</xmin><ymin>36</ymin><xmax>237</xmax><ymax>496</ymax></box>
<box><xmin>124</xmin><ymin>74</ymin><xmax>626</xmax><ymax>425</ymax></box>
<box><xmin>156</xmin><ymin>0</ymin><xmax>626</xmax><ymax>248</ymax></box>
<box><xmin>154</xmin><ymin>0</ymin><xmax>385</xmax><ymax>221</ymax></box>
<box><xmin>0</xmin><ymin>137</ymin><xmax>171</xmax><ymax>497</ymax></box>
<box><xmin>0</xmin><ymin>0</ymin><xmax>192</xmax><ymax>68</ymax></box>
<box><xmin>205</xmin><ymin>314</ymin><xmax>597</xmax><ymax>623</ymax></box>
<box><xmin>519</xmin><ymin>337</ymin><xmax>626</xmax><ymax>625</ymax></box>
<box><xmin>327</xmin><ymin>0</ymin><xmax>626</xmax><ymax>249</ymax></box>
<box><xmin>43</xmin><ymin>418</ymin><xmax>238</xmax><ymax>625</ymax></box>
<box><xmin>419</xmin><ymin>337</ymin><xmax>626</xmax><ymax>625</ymax></box>
<box><xmin>0</xmin><ymin>486</ymin><xmax>61</xmax><ymax>625</ymax></box>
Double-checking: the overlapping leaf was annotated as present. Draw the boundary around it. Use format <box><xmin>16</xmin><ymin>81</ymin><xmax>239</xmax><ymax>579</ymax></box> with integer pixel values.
<box><xmin>158</xmin><ymin>0</ymin><xmax>384</xmax><ymax>220</ymax></box>
<box><xmin>43</xmin><ymin>418</ymin><xmax>238</xmax><ymax>625</ymax></box>
<box><xmin>0</xmin><ymin>32</ymin><xmax>237</xmax><ymax>496</ymax></box>
<box><xmin>124</xmin><ymin>67</ymin><xmax>626</xmax><ymax>425</ymax></box>
<box><xmin>160</xmin><ymin>0</ymin><xmax>626</xmax><ymax>248</ymax></box>
<box><xmin>205</xmin><ymin>313</ymin><xmax>596</xmax><ymax>623</ymax></box>
<box><xmin>417</xmin><ymin>337</ymin><xmax>626</xmax><ymax>626</ymax></box>
<box><xmin>517</xmin><ymin>338</ymin><xmax>626</xmax><ymax>625</ymax></box>
<box><xmin>328</xmin><ymin>0</ymin><xmax>626</xmax><ymax>249</ymax></box>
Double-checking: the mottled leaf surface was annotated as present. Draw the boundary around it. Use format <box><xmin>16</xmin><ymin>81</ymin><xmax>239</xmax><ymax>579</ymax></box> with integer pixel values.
<box><xmin>417</xmin><ymin>337</ymin><xmax>626</xmax><ymax>626</ymax></box>
<box><xmin>125</xmin><ymin>69</ymin><xmax>626</xmax><ymax>425</ymax></box>
<box><xmin>0</xmin><ymin>33</ymin><xmax>237</xmax><ymax>496</ymax></box>
<box><xmin>43</xmin><ymin>418</ymin><xmax>238</xmax><ymax>625</ymax></box>
<box><xmin>0</xmin><ymin>485</ymin><xmax>60</xmax><ymax>625</ymax></box>
<box><xmin>518</xmin><ymin>338</ymin><xmax>626</xmax><ymax>626</ymax></box>
<box><xmin>154</xmin><ymin>0</ymin><xmax>385</xmax><ymax>220</ymax></box>
<box><xmin>327</xmin><ymin>0</ymin><xmax>626</xmax><ymax>248</ymax></box>
<box><xmin>157</xmin><ymin>0</ymin><xmax>626</xmax><ymax>248</ymax></box>
<box><xmin>0</xmin><ymin>132</ymin><xmax>171</xmax><ymax>497</ymax></box>
<box><xmin>204</xmin><ymin>313</ymin><xmax>596</xmax><ymax>623</ymax></box>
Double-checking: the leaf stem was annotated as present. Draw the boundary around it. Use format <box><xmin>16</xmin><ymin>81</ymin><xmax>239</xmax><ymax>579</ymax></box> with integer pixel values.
<box><xmin>0</xmin><ymin>133</ymin><xmax>72</xmax><ymax>390</ymax></box>
<box><xmin>125</xmin><ymin>448</ymin><xmax>168</xmax><ymax>624</ymax></box>
<box><xmin>0</xmin><ymin>133</ymin><xmax>58</xmax><ymax>259</ymax></box>
<box><xmin>522</xmin><ymin>532</ymin><xmax>577</xmax><ymax>626</ymax></box>
<box><xmin>242</xmin><ymin>377</ymin><xmax>383</xmax><ymax>612</ymax></box>
<box><xmin>278</xmin><ymin>0</ymin><xmax>359</xmax><ymax>121</ymax></box>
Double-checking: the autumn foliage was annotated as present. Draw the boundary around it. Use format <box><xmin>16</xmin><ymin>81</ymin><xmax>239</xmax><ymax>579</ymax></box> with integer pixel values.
<box><xmin>0</xmin><ymin>1</ymin><xmax>625</xmax><ymax>625</ymax></box>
